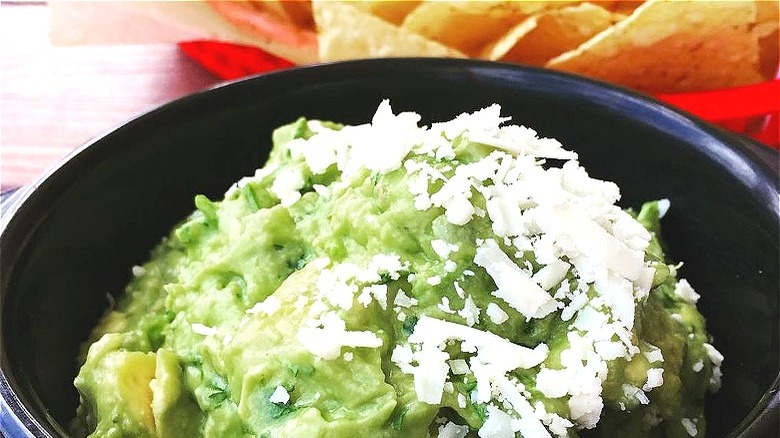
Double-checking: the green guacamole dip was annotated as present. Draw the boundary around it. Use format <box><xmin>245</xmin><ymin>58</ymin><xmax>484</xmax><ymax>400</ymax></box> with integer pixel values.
<box><xmin>73</xmin><ymin>102</ymin><xmax>722</xmax><ymax>438</ymax></box>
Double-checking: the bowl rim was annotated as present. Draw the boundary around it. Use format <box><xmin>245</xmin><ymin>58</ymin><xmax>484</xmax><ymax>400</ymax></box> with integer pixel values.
<box><xmin>0</xmin><ymin>57</ymin><xmax>778</xmax><ymax>438</ymax></box>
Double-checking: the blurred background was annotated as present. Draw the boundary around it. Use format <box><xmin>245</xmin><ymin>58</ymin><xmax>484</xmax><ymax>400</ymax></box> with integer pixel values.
<box><xmin>1</xmin><ymin>1</ymin><xmax>220</xmax><ymax>190</ymax></box>
<box><xmin>1</xmin><ymin>0</ymin><xmax>778</xmax><ymax>190</ymax></box>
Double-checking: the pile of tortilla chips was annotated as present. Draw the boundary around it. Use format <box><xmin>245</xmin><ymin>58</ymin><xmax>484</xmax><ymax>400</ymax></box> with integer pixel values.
<box><xmin>209</xmin><ymin>0</ymin><xmax>778</xmax><ymax>93</ymax></box>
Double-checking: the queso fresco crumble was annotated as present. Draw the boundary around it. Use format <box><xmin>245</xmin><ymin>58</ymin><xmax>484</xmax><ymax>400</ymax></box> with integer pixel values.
<box><xmin>73</xmin><ymin>101</ymin><xmax>722</xmax><ymax>438</ymax></box>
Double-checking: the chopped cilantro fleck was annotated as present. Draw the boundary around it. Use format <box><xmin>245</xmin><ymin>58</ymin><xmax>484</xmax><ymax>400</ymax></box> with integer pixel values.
<box><xmin>242</xmin><ymin>185</ymin><xmax>261</xmax><ymax>212</ymax></box>
<box><xmin>390</xmin><ymin>406</ymin><xmax>409</xmax><ymax>430</ymax></box>
<box><xmin>402</xmin><ymin>315</ymin><xmax>419</xmax><ymax>336</ymax></box>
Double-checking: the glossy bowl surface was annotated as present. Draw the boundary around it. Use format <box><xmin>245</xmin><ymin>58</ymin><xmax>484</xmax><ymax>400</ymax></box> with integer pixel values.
<box><xmin>1</xmin><ymin>59</ymin><xmax>778</xmax><ymax>437</ymax></box>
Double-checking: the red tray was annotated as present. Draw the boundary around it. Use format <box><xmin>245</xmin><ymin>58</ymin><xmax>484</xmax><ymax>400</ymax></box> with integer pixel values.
<box><xmin>179</xmin><ymin>40</ymin><xmax>779</xmax><ymax>148</ymax></box>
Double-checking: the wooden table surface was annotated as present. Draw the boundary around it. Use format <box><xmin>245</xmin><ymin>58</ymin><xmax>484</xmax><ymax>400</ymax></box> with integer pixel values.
<box><xmin>1</xmin><ymin>2</ymin><xmax>221</xmax><ymax>190</ymax></box>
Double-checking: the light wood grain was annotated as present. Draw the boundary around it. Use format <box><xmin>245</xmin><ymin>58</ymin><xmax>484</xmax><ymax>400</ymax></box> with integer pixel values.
<box><xmin>0</xmin><ymin>3</ymin><xmax>220</xmax><ymax>189</ymax></box>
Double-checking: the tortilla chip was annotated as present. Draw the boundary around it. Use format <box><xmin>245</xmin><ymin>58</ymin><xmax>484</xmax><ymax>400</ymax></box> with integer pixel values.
<box><xmin>400</xmin><ymin>1</ymin><xmax>576</xmax><ymax>56</ymax></box>
<box><xmin>547</xmin><ymin>0</ymin><xmax>765</xmax><ymax>92</ymax></box>
<box><xmin>483</xmin><ymin>2</ymin><xmax>621</xmax><ymax>65</ymax></box>
<box><xmin>226</xmin><ymin>1</ymin><xmax>315</xmax><ymax>30</ymax></box>
<box><xmin>279</xmin><ymin>0</ymin><xmax>315</xmax><ymax>30</ymax></box>
<box><xmin>242</xmin><ymin>0</ymin><xmax>286</xmax><ymax>18</ymax></box>
<box><xmin>205</xmin><ymin>0</ymin><xmax>319</xmax><ymax>64</ymax></box>
<box><xmin>755</xmin><ymin>0</ymin><xmax>779</xmax><ymax>79</ymax></box>
<box><xmin>607</xmin><ymin>0</ymin><xmax>645</xmax><ymax>15</ymax></box>
<box><xmin>313</xmin><ymin>1</ymin><xmax>465</xmax><ymax>62</ymax></box>
<box><xmin>351</xmin><ymin>1</ymin><xmax>422</xmax><ymax>26</ymax></box>
<box><xmin>480</xmin><ymin>16</ymin><xmax>539</xmax><ymax>61</ymax></box>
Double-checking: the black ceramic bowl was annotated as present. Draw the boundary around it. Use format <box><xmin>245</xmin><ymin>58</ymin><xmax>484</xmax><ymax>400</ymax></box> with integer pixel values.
<box><xmin>1</xmin><ymin>59</ymin><xmax>777</xmax><ymax>437</ymax></box>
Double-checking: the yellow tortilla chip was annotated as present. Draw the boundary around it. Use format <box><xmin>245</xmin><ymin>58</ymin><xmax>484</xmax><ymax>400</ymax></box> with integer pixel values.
<box><xmin>351</xmin><ymin>1</ymin><xmax>422</xmax><ymax>26</ymax></box>
<box><xmin>400</xmin><ymin>1</ymin><xmax>577</xmax><ymax>57</ymax></box>
<box><xmin>483</xmin><ymin>2</ymin><xmax>621</xmax><ymax>65</ymax></box>
<box><xmin>547</xmin><ymin>0</ymin><xmax>766</xmax><ymax>92</ymax></box>
<box><xmin>313</xmin><ymin>0</ymin><xmax>465</xmax><ymax>62</ymax></box>
<box><xmin>480</xmin><ymin>16</ymin><xmax>539</xmax><ymax>61</ymax></box>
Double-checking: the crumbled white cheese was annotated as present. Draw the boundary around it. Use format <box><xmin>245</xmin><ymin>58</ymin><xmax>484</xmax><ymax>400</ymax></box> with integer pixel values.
<box><xmin>391</xmin><ymin>345</ymin><xmax>415</xmax><ymax>374</ymax></box>
<box><xmin>399</xmin><ymin>316</ymin><xmax>548</xmax><ymax>405</ymax></box>
<box><xmin>674</xmin><ymin>279</ymin><xmax>700</xmax><ymax>304</ymax></box>
<box><xmin>542</xmin><ymin>412</ymin><xmax>574</xmax><ymax>438</ymax></box>
<box><xmin>536</xmin><ymin>368</ymin><xmax>570</xmax><ymax>398</ymax></box>
<box><xmin>453</xmin><ymin>281</ymin><xmax>466</xmax><ymax>299</ymax></box>
<box><xmin>449</xmin><ymin>359</ymin><xmax>469</xmax><ymax>375</ymax></box>
<box><xmin>410</xmin><ymin>344</ymin><xmax>451</xmax><ymax>404</ymax></box>
<box><xmin>569</xmin><ymin>392</ymin><xmax>606</xmax><ymax>428</ymax></box>
<box><xmin>444</xmin><ymin>194</ymin><xmax>476</xmax><ymax>226</ymax></box>
<box><xmin>561</xmin><ymin>292</ymin><xmax>588</xmax><ymax>322</ymax></box>
<box><xmin>369</xmin><ymin>253</ymin><xmax>406</xmax><ymax>279</ymax></box>
<box><xmin>458</xmin><ymin>296</ymin><xmax>480</xmax><ymax>327</ymax></box>
<box><xmin>474</xmin><ymin>239</ymin><xmax>558</xmax><ymax>319</ymax></box>
<box><xmin>594</xmin><ymin>341</ymin><xmax>627</xmax><ymax>361</ymax></box>
<box><xmin>437</xmin><ymin>422</ymin><xmax>469</xmax><ymax>438</ymax></box>
<box><xmin>269</xmin><ymin>385</ymin><xmax>290</xmax><ymax>404</ymax></box>
<box><xmin>681</xmin><ymin>418</ymin><xmax>698</xmax><ymax>437</ymax></box>
<box><xmin>494</xmin><ymin>377</ymin><xmax>552</xmax><ymax>438</ymax></box>
<box><xmin>358</xmin><ymin>284</ymin><xmax>389</xmax><ymax>310</ymax></box>
<box><xmin>409</xmin><ymin>317</ymin><xmax>549</xmax><ymax>371</ymax></box>
<box><xmin>289</xmin><ymin>100</ymin><xmax>423</xmax><ymax>180</ymax></box>
<box><xmin>394</xmin><ymin>290</ymin><xmax>418</xmax><ymax>308</ymax></box>
<box><xmin>457</xmin><ymin>393</ymin><xmax>467</xmax><ymax>408</ymax></box>
<box><xmin>246</xmin><ymin>296</ymin><xmax>282</xmax><ymax>316</ymax></box>
<box><xmin>593</xmin><ymin>273</ymin><xmax>636</xmax><ymax>328</ymax></box>
<box><xmin>703</xmin><ymin>343</ymin><xmax>723</xmax><ymax>391</ymax></box>
<box><xmin>643</xmin><ymin>368</ymin><xmax>664</xmax><ymax>392</ymax></box>
<box><xmin>191</xmin><ymin>323</ymin><xmax>217</xmax><ymax>336</ymax></box>
<box><xmin>622</xmin><ymin>384</ymin><xmax>649</xmax><ymax>405</ymax></box>
<box><xmin>267</xmin><ymin>103</ymin><xmax>714</xmax><ymax>437</ymax></box>
<box><xmin>573</xmin><ymin>306</ymin><xmax>608</xmax><ymax>333</ymax></box>
<box><xmin>485</xmin><ymin>186</ymin><xmax>526</xmax><ymax>237</ymax></box>
<box><xmin>432</xmin><ymin>104</ymin><xmax>508</xmax><ymax>141</ymax></box>
<box><xmin>316</xmin><ymin>262</ymin><xmax>360</xmax><ymax>311</ymax></box>
<box><xmin>438</xmin><ymin>297</ymin><xmax>456</xmax><ymax>314</ymax></box>
<box><xmin>532</xmin><ymin>205</ymin><xmax>647</xmax><ymax>283</ymax></box>
<box><xmin>297</xmin><ymin>312</ymin><xmax>383</xmax><ymax>360</ymax></box>
<box><xmin>312</xmin><ymin>183</ymin><xmax>329</xmax><ymax>197</ymax></box>
<box><xmin>478</xmin><ymin>405</ymin><xmax>514</xmax><ymax>438</ymax></box>
<box><xmin>532</xmin><ymin>260</ymin><xmax>571</xmax><ymax>291</ymax></box>
<box><xmin>486</xmin><ymin>303</ymin><xmax>509</xmax><ymax>325</ymax></box>
<box><xmin>270</xmin><ymin>166</ymin><xmax>305</xmax><ymax>207</ymax></box>
<box><xmin>431</xmin><ymin>239</ymin><xmax>459</xmax><ymax>259</ymax></box>
<box><xmin>657</xmin><ymin>198</ymin><xmax>671</xmax><ymax>218</ymax></box>
<box><xmin>644</xmin><ymin>346</ymin><xmax>664</xmax><ymax>364</ymax></box>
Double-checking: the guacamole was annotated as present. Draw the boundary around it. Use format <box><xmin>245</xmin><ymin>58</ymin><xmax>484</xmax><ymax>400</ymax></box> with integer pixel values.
<box><xmin>73</xmin><ymin>102</ymin><xmax>722</xmax><ymax>438</ymax></box>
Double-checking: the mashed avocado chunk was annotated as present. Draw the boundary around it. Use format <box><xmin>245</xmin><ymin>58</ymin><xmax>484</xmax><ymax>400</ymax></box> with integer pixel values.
<box><xmin>73</xmin><ymin>102</ymin><xmax>722</xmax><ymax>438</ymax></box>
